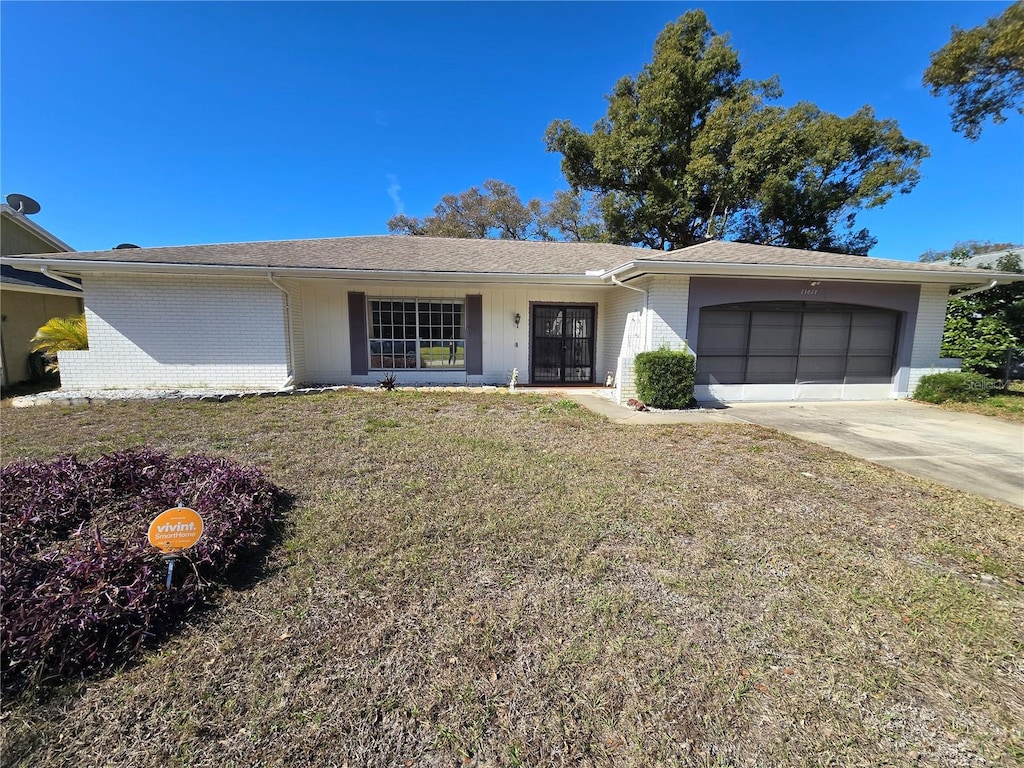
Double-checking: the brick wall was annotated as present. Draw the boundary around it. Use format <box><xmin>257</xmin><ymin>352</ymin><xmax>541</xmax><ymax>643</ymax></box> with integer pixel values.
<box><xmin>600</xmin><ymin>276</ymin><xmax>693</xmax><ymax>403</ymax></box>
<box><xmin>600</xmin><ymin>282</ymin><xmax>647</xmax><ymax>403</ymax></box>
<box><xmin>647</xmin><ymin>276</ymin><xmax>691</xmax><ymax>352</ymax></box>
<box><xmin>58</xmin><ymin>273</ymin><xmax>290</xmax><ymax>390</ymax></box>
<box><xmin>907</xmin><ymin>283</ymin><xmax>956</xmax><ymax>394</ymax></box>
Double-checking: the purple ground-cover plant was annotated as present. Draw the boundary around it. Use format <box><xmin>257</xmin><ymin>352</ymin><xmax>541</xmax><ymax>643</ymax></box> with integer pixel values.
<box><xmin>0</xmin><ymin>449</ymin><xmax>290</xmax><ymax>694</ymax></box>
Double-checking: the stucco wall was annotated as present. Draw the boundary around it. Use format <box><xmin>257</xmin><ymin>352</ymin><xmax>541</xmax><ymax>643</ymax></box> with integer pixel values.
<box><xmin>58</xmin><ymin>274</ymin><xmax>289</xmax><ymax>390</ymax></box>
<box><xmin>0</xmin><ymin>289</ymin><xmax>83</xmax><ymax>385</ymax></box>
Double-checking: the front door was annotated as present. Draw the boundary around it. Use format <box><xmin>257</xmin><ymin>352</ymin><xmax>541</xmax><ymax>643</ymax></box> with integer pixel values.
<box><xmin>531</xmin><ymin>305</ymin><xmax>596</xmax><ymax>384</ymax></box>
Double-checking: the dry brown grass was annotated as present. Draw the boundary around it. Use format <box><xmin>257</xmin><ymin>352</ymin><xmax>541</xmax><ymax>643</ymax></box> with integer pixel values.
<box><xmin>2</xmin><ymin>391</ymin><xmax>1022</xmax><ymax>767</ymax></box>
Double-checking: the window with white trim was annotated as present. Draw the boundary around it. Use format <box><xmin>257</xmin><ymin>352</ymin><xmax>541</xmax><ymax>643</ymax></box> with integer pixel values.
<box><xmin>369</xmin><ymin>299</ymin><xmax>465</xmax><ymax>370</ymax></box>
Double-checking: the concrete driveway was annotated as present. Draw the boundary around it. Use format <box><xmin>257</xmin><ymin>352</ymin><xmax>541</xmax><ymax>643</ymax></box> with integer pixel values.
<box><xmin>565</xmin><ymin>392</ymin><xmax>1023</xmax><ymax>507</ymax></box>
<box><xmin>727</xmin><ymin>400</ymin><xmax>1023</xmax><ymax>507</ymax></box>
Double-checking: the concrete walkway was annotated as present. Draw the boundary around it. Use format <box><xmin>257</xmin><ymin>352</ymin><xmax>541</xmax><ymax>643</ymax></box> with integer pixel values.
<box><xmin>564</xmin><ymin>393</ymin><xmax>1024</xmax><ymax>507</ymax></box>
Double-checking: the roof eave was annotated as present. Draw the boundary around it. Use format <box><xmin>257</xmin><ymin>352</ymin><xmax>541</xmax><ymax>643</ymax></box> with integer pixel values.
<box><xmin>0</xmin><ymin>257</ymin><xmax>602</xmax><ymax>286</ymax></box>
<box><xmin>603</xmin><ymin>260</ymin><xmax>1019</xmax><ymax>286</ymax></box>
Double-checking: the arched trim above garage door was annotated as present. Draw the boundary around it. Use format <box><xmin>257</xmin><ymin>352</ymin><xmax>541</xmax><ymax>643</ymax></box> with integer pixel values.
<box><xmin>696</xmin><ymin>301</ymin><xmax>901</xmax><ymax>386</ymax></box>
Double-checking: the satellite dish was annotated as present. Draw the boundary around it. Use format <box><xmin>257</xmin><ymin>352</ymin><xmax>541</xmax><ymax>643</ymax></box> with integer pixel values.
<box><xmin>5</xmin><ymin>193</ymin><xmax>41</xmax><ymax>215</ymax></box>
<box><xmin>114</xmin><ymin>243</ymin><xmax>140</xmax><ymax>249</ymax></box>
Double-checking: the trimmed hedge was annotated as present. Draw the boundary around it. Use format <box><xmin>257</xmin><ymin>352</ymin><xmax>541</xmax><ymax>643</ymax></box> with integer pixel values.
<box><xmin>913</xmin><ymin>371</ymin><xmax>996</xmax><ymax>404</ymax></box>
<box><xmin>634</xmin><ymin>349</ymin><xmax>696</xmax><ymax>409</ymax></box>
<box><xmin>0</xmin><ymin>449</ymin><xmax>290</xmax><ymax>694</ymax></box>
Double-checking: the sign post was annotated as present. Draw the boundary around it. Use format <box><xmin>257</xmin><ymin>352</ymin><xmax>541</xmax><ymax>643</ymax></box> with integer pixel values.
<box><xmin>148</xmin><ymin>507</ymin><xmax>204</xmax><ymax>589</ymax></box>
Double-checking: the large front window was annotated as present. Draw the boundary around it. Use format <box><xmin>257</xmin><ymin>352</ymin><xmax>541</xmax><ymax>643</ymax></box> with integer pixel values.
<box><xmin>369</xmin><ymin>299</ymin><xmax>465</xmax><ymax>370</ymax></box>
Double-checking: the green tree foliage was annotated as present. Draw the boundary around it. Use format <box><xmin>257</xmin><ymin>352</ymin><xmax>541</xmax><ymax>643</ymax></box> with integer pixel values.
<box><xmin>923</xmin><ymin>2</ymin><xmax>1024</xmax><ymax>140</ymax></box>
<box><xmin>387</xmin><ymin>179</ymin><xmax>543</xmax><ymax>240</ymax></box>
<box><xmin>919</xmin><ymin>240</ymin><xmax>1017</xmax><ymax>263</ymax></box>
<box><xmin>940</xmin><ymin>252</ymin><xmax>1024</xmax><ymax>377</ymax></box>
<box><xmin>544</xmin><ymin>10</ymin><xmax>928</xmax><ymax>254</ymax></box>
<box><xmin>537</xmin><ymin>189</ymin><xmax>607</xmax><ymax>242</ymax></box>
<box><xmin>387</xmin><ymin>181</ymin><xmax>607</xmax><ymax>242</ymax></box>
<box><xmin>30</xmin><ymin>314</ymin><xmax>88</xmax><ymax>372</ymax></box>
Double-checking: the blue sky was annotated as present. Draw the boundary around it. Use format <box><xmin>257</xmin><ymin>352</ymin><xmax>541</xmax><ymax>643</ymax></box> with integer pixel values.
<box><xmin>2</xmin><ymin>1</ymin><xmax>1021</xmax><ymax>261</ymax></box>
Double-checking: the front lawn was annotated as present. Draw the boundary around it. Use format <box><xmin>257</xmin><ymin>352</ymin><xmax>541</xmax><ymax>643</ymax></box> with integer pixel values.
<box><xmin>2</xmin><ymin>391</ymin><xmax>1021</xmax><ymax>767</ymax></box>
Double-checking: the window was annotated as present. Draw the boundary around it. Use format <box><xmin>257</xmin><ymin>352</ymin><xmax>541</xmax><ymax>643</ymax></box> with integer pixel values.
<box><xmin>696</xmin><ymin>302</ymin><xmax>899</xmax><ymax>385</ymax></box>
<box><xmin>369</xmin><ymin>299</ymin><xmax>465</xmax><ymax>370</ymax></box>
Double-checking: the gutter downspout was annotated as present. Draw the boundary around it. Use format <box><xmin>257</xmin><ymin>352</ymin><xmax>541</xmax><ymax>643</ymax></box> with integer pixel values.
<box><xmin>949</xmin><ymin>279</ymin><xmax>999</xmax><ymax>300</ymax></box>
<box><xmin>609</xmin><ymin>274</ymin><xmax>651</xmax><ymax>404</ymax></box>
<box><xmin>610</xmin><ymin>273</ymin><xmax>648</xmax><ymax>301</ymax></box>
<box><xmin>39</xmin><ymin>266</ymin><xmax>84</xmax><ymax>292</ymax></box>
<box><xmin>267</xmin><ymin>273</ymin><xmax>296</xmax><ymax>389</ymax></box>
<box><xmin>610</xmin><ymin>274</ymin><xmax>650</xmax><ymax>348</ymax></box>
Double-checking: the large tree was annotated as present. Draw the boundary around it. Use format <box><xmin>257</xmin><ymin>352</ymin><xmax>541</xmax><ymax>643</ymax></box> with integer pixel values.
<box><xmin>924</xmin><ymin>2</ymin><xmax>1024</xmax><ymax>141</ymax></box>
<box><xmin>387</xmin><ymin>182</ymin><xmax>606</xmax><ymax>242</ymax></box>
<box><xmin>924</xmin><ymin>245</ymin><xmax>1024</xmax><ymax>377</ymax></box>
<box><xmin>537</xmin><ymin>189</ymin><xmax>606</xmax><ymax>242</ymax></box>
<box><xmin>387</xmin><ymin>179</ymin><xmax>543</xmax><ymax>240</ymax></box>
<box><xmin>544</xmin><ymin>10</ymin><xmax>928</xmax><ymax>254</ymax></box>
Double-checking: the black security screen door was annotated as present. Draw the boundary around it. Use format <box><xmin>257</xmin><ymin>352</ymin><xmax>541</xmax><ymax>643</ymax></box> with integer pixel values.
<box><xmin>532</xmin><ymin>305</ymin><xmax>596</xmax><ymax>384</ymax></box>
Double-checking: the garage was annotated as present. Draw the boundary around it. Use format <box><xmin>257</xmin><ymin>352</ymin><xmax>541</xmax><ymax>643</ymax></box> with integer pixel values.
<box><xmin>695</xmin><ymin>301</ymin><xmax>900</xmax><ymax>386</ymax></box>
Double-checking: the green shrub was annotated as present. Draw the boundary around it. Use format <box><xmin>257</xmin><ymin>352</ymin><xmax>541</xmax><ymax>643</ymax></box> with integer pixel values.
<box><xmin>913</xmin><ymin>371</ymin><xmax>996</xmax><ymax>404</ymax></box>
<box><xmin>634</xmin><ymin>349</ymin><xmax>696</xmax><ymax>409</ymax></box>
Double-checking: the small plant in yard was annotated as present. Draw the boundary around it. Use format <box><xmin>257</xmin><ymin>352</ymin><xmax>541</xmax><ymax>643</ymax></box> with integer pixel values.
<box><xmin>377</xmin><ymin>373</ymin><xmax>398</xmax><ymax>390</ymax></box>
<box><xmin>29</xmin><ymin>315</ymin><xmax>89</xmax><ymax>372</ymax></box>
<box><xmin>634</xmin><ymin>348</ymin><xmax>695</xmax><ymax>409</ymax></box>
<box><xmin>0</xmin><ymin>449</ymin><xmax>289</xmax><ymax>695</ymax></box>
<box><xmin>913</xmin><ymin>371</ymin><xmax>996</xmax><ymax>404</ymax></box>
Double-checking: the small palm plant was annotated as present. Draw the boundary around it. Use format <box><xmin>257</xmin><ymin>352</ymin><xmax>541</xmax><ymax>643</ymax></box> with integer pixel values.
<box><xmin>30</xmin><ymin>314</ymin><xmax>89</xmax><ymax>372</ymax></box>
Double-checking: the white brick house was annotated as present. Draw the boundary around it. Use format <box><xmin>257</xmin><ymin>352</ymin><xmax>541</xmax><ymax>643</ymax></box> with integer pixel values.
<box><xmin>2</xmin><ymin>237</ymin><xmax>1018</xmax><ymax>403</ymax></box>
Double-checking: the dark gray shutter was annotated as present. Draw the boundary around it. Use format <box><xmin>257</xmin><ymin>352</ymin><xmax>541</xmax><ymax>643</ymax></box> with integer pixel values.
<box><xmin>348</xmin><ymin>292</ymin><xmax>368</xmax><ymax>375</ymax></box>
<box><xmin>466</xmin><ymin>294</ymin><xmax>483</xmax><ymax>375</ymax></box>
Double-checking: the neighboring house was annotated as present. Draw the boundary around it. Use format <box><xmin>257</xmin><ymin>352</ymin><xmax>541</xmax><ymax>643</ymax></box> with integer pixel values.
<box><xmin>0</xmin><ymin>204</ymin><xmax>80</xmax><ymax>387</ymax></box>
<box><xmin>1</xmin><ymin>236</ymin><xmax>1020</xmax><ymax>403</ymax></box>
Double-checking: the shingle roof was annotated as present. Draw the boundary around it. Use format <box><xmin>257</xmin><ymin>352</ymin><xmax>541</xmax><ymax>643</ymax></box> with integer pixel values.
<box><xmin>0</xmin><ymin>234</ymin><xmax>1009</xmax><ymax>278</ymax></box>
<box><xmin>0</xmin><ymin>236</ymin><xmax>643</xmax><ymax>275</ymax></box>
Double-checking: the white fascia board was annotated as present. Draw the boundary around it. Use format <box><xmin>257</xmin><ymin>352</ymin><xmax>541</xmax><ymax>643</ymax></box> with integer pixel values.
<box><xmin>0</xmin><ymin>257</ymin><xmax>602</xmax><ymax>286</ymax></box>
<box><xmin>602</xmin><ymin>260</ymin><xmax>1021</xmax><ymax>286</ymax></box>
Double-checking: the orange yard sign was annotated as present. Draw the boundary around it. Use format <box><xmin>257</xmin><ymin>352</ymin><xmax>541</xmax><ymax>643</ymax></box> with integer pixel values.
<box><xmin>148</xmin><ymin>507</ymin><xmax>204</xmax><ymax>553</ymax></box>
